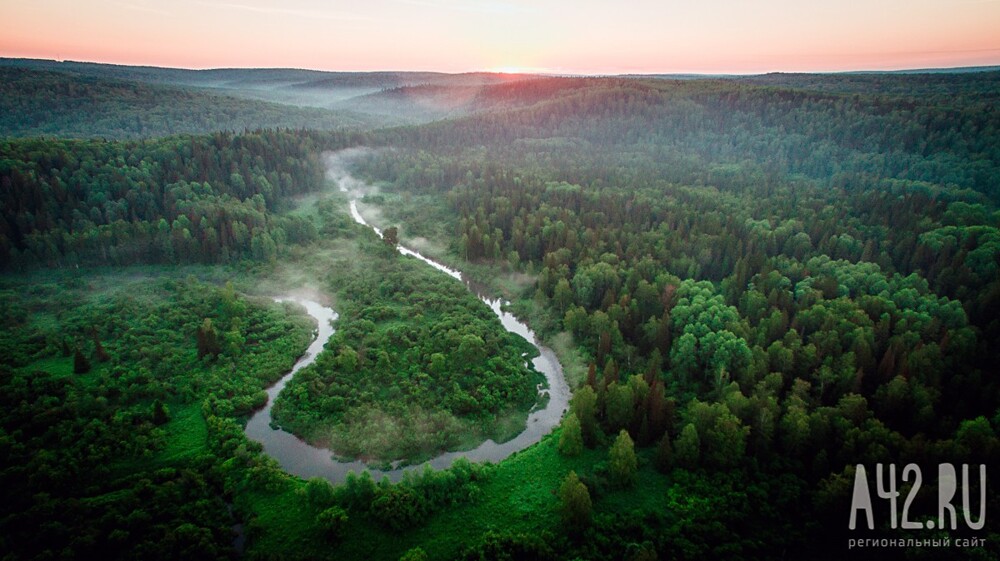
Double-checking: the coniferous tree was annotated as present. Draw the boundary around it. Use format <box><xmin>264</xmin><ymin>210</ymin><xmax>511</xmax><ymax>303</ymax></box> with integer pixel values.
<box><xmin>570</xmin><ymin>385</ymin><xmax>599</xmax><ymax>446</ymax></box>
<box><xmin>92</xmin><ymin>332</ymin><xmax>109</xmax><ymax>363</ymax></box>
<box><xmin>73</xmin><ymin>347</ymin><xmax>91</xmax><ymax>374</ymax></box>
<box><xmin>654</xmin><ymin>431</ymin><xmax>673</xmax><ymax>473</ymax></box>
<box><xmin>197</xmin><ymin>318</ymin><xmax>221</xmax><ymax>360</ymax></box>
<box><xmin>559</xmin><ymin>471</ymin><xmax>592</xmax><ymax>529</ymax></box>
<box><xmin>151</xmin><ymin>399</ymin><xmax>170</xmax><ymax>425</ymax></box>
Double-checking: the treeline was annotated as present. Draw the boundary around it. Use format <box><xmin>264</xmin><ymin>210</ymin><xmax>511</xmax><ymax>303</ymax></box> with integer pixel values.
<box><xmin>0</xmin><ymin>129</ymin><xmax>369</xmax><ymax>269</ymax></box>
<box><xmin>298</xmin><ymin>459</ymin><xmax>492</xmax><ymax>537</ymax></box>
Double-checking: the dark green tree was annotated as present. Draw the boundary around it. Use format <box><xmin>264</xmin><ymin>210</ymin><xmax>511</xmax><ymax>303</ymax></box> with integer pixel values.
<box><xmin>674</xmin><ymin>424</ymin><xmax>700</xmax><ymax>469</ymax></box>
<box><xmin>317</xmin><ymin>506</ymin><xmax>349</xmax><ymax>542</ymax></box>
<box><xmin>151</xmin><ymin>399</ymin><xmax>170</xmax><ymax>425</ymax></box>
<box><xmin>558</xmin><ymin>471</ymin><xmax>592</xmax><ymax>529</ymax></box>
<box><xmin>304</xmin><ymin>477</ymin><xmax>337</xmax><ymax>509</ymax></box>
<box><xmin>196</xmin><ymin>318</ymin><xmax>221</xmax><ymax>360</ymax></box>
<box><xmin>654</xmin><ymin>431</ymin><xmax>673</xmax><ymax>473</ymax></box>
<box><xmin>73</xmin><ymin>347</ymin><xmax>91</xmax><ymax>374</ymax></box>
<box><xmin>383</xmin><ymin>226</ymin><xmax>399</xmax><ymax>247</ymax></box>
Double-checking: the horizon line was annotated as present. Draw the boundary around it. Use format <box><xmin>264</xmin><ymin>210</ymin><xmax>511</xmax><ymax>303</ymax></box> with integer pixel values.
<box><xmin>3</xmin><ymin>56</ymin><xmax>1000</xmax><ymax>78</ymax></box>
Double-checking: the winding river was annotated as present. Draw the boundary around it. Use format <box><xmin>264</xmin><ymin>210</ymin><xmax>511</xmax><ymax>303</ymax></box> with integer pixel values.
<box><xmin>244</xmin><ymin>198</ymin><xmax>571</xmax><ymax>483</ymax></box>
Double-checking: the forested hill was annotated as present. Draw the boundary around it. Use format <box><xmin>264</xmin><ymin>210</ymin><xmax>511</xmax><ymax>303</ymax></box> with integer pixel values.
<box><xmin>0</xmin><ymin>58</ymin><xmax>530</xmax><ymax>94</ymax></box>
<box><xmin>375</xmin><ymin>75</ymin><xmax>1000</xmax><ymax>203</ymax></box>
<box><xmin>0</xmin><ymin>58</ymin><xmax>339</xmax><ymax>88</ymax></box>
<box><xmin>735</xmin><ymin>68</ymin><xmax>1000</xmax><ymax>95</ymax></box>
<box><xmin>352</xmin><ymin>70</ymin><xmax>1000</xmax><ymax>557</ymax></box>
<box><xmin>333</xmin><ymin>77</ymin><xmax>600</xmax><ymax>121</ymax></box>
<box><xmin>0</xmin><ymin>67</ymin><xmax>373</xmax><ymax>139</ymax></box>
<box><xmin>0</xmin><ymin>58</ymin><xmax>533</xmax><ymax>123</ymax></box>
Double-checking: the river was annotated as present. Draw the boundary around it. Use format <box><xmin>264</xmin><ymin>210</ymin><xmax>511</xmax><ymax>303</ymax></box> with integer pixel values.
<box><xmin>244</xmin><ymin>198</ymin><xmax>570</xmax><ymax>483</ymax></box>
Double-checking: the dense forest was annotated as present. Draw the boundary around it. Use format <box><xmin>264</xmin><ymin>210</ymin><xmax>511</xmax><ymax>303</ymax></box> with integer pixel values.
<box><xmin>271</xmin><ymin>233</ymin><xmax>542</xmax><ymax>462</ymax></box>
<box><xmin>354</xmin><ymin>73</ymin><xmax>1000</xmax><ymax>558</ymax></box>
<box><xmin>0</xmin><ymin>129</ymin><xmax>367</xmax><ymax>269</ymax></box>
<box><xmin>2</xmin><ymin>65</ymin><xmax>999</xmax><ymax>560</ymax></box>
<box><xmin>0</xmin><ymin>273</ymin><xmax>315</xmax><ymax>559</ymax></box>
<box><xmin>0</xmin><ymin>67</ymin><xmax>375</xmax><ymax>139</ymax></box>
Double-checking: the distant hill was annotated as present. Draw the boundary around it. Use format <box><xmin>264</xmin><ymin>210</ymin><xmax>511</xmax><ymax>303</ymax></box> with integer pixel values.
<box><xmin>0</xmin><ymin>59</ymin><xmax>533</xmax><ymax>115</ymax></box>
<box><xmin>0</xmin><ymin>66</ymin><xmax>380</xmax><ymax>139</ymax></box>
<box><xmin>0</xmin><ymin>58</ymin><xmax>335</xmax><ymax>88</ymax></box>
<box><xmin>335</xmin><ymin>66</ymin><xmax>1000</xmax><ymax>123</ymax></box>
<box><xmin>5</xmin><ymin>58</ymin><xmax>999</xmax><ymax>142</ymax></box>
<box><xmin>370</xmin><ymin>73</ymin><xmax>1000</xmax><ymax>203</ymax></box>
<box><xmin>733</xmin><ymin>69</ymin><xmax>1000</xmax><ymax>96</ymax></box>
<box><xmin>330</xmin><ymin>76</ymin><xmax>571</xmax><ymax>121</ymax></box>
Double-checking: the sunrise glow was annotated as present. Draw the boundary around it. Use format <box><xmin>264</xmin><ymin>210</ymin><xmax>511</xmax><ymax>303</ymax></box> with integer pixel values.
<box><xmin>488</xmin><ymin>66</ymin><xmax>549</xmax><ymax>75</ymax></box>
<box><xmin>1</xmin><ymin>0</ymin><xmax>999</xmax><ymax>73</ymax></box>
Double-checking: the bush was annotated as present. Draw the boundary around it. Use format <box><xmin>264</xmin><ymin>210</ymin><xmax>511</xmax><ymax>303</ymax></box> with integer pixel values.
<box><xmin>316</xmin><ymin>506</ymin><xmax>349</xmax><ymax>542</ymax></box>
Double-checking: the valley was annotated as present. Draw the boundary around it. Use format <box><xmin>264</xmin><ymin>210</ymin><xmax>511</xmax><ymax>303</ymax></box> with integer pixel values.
<box><xmin>1</xmin><ymin>62</ymin><xmax>998</xmax><ymax>560</ymax></box>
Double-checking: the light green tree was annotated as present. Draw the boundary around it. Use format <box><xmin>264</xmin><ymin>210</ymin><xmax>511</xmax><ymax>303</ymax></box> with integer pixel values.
<box><xmin>609</xmin><ymin>429</ymin><xmax>638</xmax><ymax>486</ymax></box>
<box><xmin>559</xmin><ymin>471</ymin><xmax>592</xmax><ymax>528</ymax></box>
<box><xmin>674</xmin><ymin>423</ymin><xmax>700</xmax><ymax>469</ymax></box>
<box><xmin>571</xmin><ymin>384</ymin><xmax>599</xmax><ymax>445</ymax></box>
<box><xmin>399</xmin><ymin>547</ymin><xmax>428</xmax><ymax>561</ymax></box>
<box><xmin>559</xmin><ymin>413</ymin><xmax>584</xmax><ymax>456</ymax></box>
<box><xmin>605</xmin><ymin>382</ymin><xmax>634</xmax><ymax>434</ymax></box>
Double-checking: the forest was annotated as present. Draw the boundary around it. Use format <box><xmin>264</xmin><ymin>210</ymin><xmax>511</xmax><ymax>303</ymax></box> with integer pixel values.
<box><xmin>0</xmin><ymin>129</ymin><xmax>365</xmax><ymax>268</ymax></box>
<box><xmin>271</xmin><ymin>233</ymin><xmax>543</xmax><ymax>462</ymax></box>
<box><xmin>0</xmin><ymin>67</ymin><xmax>375</xmax><ymax>139</ymax></box>
<box><xmin>1</xmin><ymin>64</ymin><xmax>998</xmax><ymax>560</ymax></box>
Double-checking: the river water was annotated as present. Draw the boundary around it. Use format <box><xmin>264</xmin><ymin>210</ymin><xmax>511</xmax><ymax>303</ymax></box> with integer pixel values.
<box><xmin>244</xmin><ymin>198</ymin><xmax>570</xmax><ymax>483</ymax></box>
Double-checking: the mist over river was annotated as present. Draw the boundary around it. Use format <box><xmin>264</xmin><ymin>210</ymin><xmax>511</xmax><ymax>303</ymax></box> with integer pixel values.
<box><xmin>245</xmin><ymin>158</ymin><xmax>570</xmax><ymax>483</ymax></box>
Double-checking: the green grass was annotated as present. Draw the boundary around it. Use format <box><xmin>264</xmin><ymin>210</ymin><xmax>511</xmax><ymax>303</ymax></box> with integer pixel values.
<box><xmin>598</xmin><ymin>449</ymin><xmax>673</xmax><ymax>514</ymax></box>
<box><xmin>154</xmin><ymin>402</ymin><xmax>209</xmax><ymax>464</ymax></box>
<box><xmin>286</xmin><ymin>192</ymin><xmax>326</xmax><ymax>218</ymax></box>
<box><xmin>546</xmin><ymin>331</ymin><xmax>588</xmax><ymax>389</ymax></box>
<box><xmin>20</xmin><ymin>355</ymin><xmax>104</xmax><ymax>389</ymax></box>
<box><xmin>242</xmin><ymin>482</ymin><xmax>326</xmax><ymax>555</ymax></box>
<box><xmin>23</xmin><ymin>355</ymin><xmax>74</xmax><ymax>377</ymax></box>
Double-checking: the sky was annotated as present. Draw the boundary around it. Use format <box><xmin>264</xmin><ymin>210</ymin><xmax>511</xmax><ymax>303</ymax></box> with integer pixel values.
<box><xmin>2</xmin><ymin>0</ymin><xmax>999</xmax><ymax>74</ymax></box>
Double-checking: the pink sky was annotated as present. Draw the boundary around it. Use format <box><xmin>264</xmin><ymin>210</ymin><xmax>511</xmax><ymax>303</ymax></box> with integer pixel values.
<box><xmin>2</xmin><ymin>0</ymin><xmax>999</xmax><ymax>73</ymax></box>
